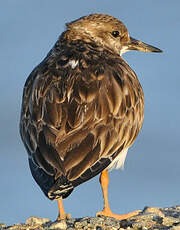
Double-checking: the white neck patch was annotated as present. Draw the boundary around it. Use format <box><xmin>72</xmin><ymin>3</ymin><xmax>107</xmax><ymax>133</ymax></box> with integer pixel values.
<box><xmin>68</xmin><ymin>60</ymin><xmax>79</xmax><ymax>69</ymax></box>
<box><xmin>120</xmin><ymin>46</ymin><xmax>129</xmax><ymax>56</ymax></box>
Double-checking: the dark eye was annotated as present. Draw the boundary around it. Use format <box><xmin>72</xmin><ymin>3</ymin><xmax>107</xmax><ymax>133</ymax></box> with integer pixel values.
<box><xmin>112</xmin><ymin>31</ymin><xmax>119</xmax><ymax>38</ymax></box>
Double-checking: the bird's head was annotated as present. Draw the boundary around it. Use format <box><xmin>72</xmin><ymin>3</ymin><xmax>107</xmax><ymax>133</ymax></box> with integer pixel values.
<box><xmin>64</xmin><ymin>14</ymin><xmax>162</xmax><ymax>56</ymax></box>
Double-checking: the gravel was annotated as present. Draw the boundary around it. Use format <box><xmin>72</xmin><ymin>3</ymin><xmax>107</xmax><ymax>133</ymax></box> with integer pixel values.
<box><xmin>1</xmin><ymin>206</ymin><xmax>180</xmax><ymax>230</ymax></box>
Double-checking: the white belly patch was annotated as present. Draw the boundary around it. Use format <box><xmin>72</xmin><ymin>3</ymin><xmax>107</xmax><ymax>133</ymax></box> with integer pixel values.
<box><xmin>107</xmin><ymin>148</ymin><xmax>128</xmax><ymax>171</ymax></box>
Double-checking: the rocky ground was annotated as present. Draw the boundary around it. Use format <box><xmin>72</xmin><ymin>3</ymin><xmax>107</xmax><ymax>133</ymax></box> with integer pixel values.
<box><xmin>1</xmin><ymin>206</ymin><xmax>180</xmax><ymax>230</ymax></box>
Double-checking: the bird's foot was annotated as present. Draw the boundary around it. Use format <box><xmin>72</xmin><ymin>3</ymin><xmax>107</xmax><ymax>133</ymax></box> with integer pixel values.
<box><xmin>57</xmin><ymin>212</ymin><xmax>71</xmax><ymax>221</ymax></box>
<box><xmin>96</xmin><ymin>208</ymin><xmax>141</xmax><ymax>220</ymax></box>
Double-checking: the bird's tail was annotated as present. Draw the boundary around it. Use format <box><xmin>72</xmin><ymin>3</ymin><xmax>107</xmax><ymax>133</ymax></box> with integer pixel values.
<box><xmin>48</xmin><ymin>176</ymin><xmax>74</xmax><ymax>200</ymax></box>
<box><xmin>29</xmin><ymin>158</ymin><xmax>74</xmax><ymax>200</ymax></box>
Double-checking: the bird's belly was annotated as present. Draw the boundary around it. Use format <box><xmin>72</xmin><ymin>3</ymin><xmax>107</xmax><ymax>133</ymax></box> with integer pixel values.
<box><xmin>107</xmin><ymin>148</ymin><xmax>128</xmax><ymax>171</ymax></box>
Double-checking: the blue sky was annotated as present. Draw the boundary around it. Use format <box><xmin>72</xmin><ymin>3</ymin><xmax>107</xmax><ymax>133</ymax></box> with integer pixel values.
<box><xmin>0</xmin><ymin>0</ymin><xmax>180</xmax><ymax>225</ymax></box>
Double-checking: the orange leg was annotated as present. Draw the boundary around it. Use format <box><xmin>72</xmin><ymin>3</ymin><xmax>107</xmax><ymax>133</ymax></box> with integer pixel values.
<box><xmin>57</xmin><ymin>199</ymin><xmax>71</xmax><ymax>220</ymax></box>
<box><xmin>96</xmin><ymin>169</ymin><xmax>140</xmax><ymax>220</ymax></box>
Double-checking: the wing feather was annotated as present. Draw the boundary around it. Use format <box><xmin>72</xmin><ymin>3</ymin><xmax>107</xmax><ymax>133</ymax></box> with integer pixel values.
<box><xmin>20</xmin><ymin>54</ymin><xmax>144</xmax><ymax>196</ymax></box>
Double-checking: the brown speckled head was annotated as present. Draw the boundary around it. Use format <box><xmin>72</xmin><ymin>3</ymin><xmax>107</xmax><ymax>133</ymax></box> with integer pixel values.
<box><xmin>65</xmin><ymin>14</ymin><xmax>130</xmax><ymax>55</ymax></box>
<box><xmin>64</xmin><ymin>14</ymin><xmax>162</xmax><ymax>56</ymax></box>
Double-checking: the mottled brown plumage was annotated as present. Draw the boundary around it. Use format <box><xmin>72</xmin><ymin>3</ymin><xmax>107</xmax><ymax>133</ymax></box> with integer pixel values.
<box><xmin>20</xmin><ymin>14</ymin><xmax>162</xmax><ymax>219</ymax></box>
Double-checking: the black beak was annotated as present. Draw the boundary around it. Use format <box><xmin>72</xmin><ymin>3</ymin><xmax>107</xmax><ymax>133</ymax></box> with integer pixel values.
<box><xmin>128</xmin><ymin>37</ymin><xmax>163</xmax><ymax>53</ymax></box>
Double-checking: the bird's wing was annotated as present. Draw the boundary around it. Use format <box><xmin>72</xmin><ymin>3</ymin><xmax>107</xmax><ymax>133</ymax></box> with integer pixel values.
<box><xmin>20</xmin><ymin>58</ymin><xmax>143</xmax><ymax>187</ymax></box>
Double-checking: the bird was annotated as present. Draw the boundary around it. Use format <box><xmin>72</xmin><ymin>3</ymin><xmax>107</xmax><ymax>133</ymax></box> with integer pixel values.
<box><xmin>20</xmin><ymin>13</ymin><xmax>162</xmax><ymax>220</ymax></box>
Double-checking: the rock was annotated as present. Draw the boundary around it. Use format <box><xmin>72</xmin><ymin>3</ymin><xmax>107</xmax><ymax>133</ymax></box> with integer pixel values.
<box><xmin>0</xmin><ymin>223</ymin><xmax>6</xmax><ymax>230</ymax></box>
<box><xmin>49</xmin><ymin>220</ymin><xmax>67</xmax><ymax>229</ymax></box>
<box><xmin>26</xmin><ymin>216</ymin><xmax>51</xmax><ymax>225</ymax></box>
<box><xmin>2</xmin><ymin>206</ymin><xmax>180</xmax><ymax>230</ymax></box>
